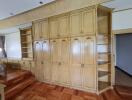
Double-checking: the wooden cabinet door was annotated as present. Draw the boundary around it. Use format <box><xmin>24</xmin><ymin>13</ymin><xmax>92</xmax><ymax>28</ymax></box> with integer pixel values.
<box><xmin>59</xmin><ymin>38</ymin><xmax>70</xmax><ymax>85</ymax></box>
<box><xmin>58</xmin><ymin>15</ymin><xmax>69</xmax><ymax>37</ymax></box>
<box><xmin>82</xmin><ymin>65</ymin><xmax>96</xmax><ymax>89</ymax></box>
<box><xmin>42</xmin><ymin>40</ymin><xmax>51</xmax><ymax>81</ymax></box>
<box><xmin>34</xmin><ymin>41</ymin><xmax>44</xmax><ymax>81</ymax></box>
<box><xmin>50</xmin><ymin>39</ymin><xmax>60</xmax><ymax>83</ymax></box>
<box><xmin>41</xmin><ymin>19</ymin><xmax>49</xmax><ymax>39</ymax></box>
<box><xmin>70</xmin><ymin>37</ymin><xmax>82</xmax><ymax>87</ymax></box>
<box><xmin>34</xmin><ymin>22</ymin><xmax>41</xmax><ymax>40</ymax></box>
<box><xmin>70</xmin><ymin>12</ymin><xmax>82</xmax><ymax>36</ymax></box>
<box><xmin>49</xmin><ymin>18</ymin><xmax>58</xmax><ymax>38</ymax></box>
<box><xmin>82</xmin><ymin>36</ymin><xmax>96</xmax><ymax>89</ymax></box>
<box><xmin>82</xmin><ymin>9</ymin><xmax>95</xmax><ymax>35</ymax></box>
<box><xmin>82</xmin><ymin>36</ymin><xmax>95</xmax><ymax>65</ymax></box>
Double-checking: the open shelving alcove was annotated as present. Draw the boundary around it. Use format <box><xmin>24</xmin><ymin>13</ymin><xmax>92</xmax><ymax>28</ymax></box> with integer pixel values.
<box><xmin>97</xmin><ymin>6</ymin><xmax>112</xmax><ymax>93</ymax></box>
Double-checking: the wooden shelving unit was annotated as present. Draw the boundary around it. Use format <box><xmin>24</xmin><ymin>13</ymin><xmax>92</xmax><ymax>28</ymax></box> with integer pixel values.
<box><xmin>97</xmin><ymin>6</ymin><xmax>112</xmax><ymax>92</ymax></box>
<box><xmin>20</xmin><ymin>28</ymin><xmax>33</xmax><ymax>60</ymax></box>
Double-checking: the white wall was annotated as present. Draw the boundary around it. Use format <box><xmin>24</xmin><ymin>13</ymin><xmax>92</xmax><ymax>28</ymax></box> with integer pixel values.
<box><xmin>112</xmin><ymin>9</ymin><xmax>132</xmax><ymax>30</ymax></box>
<box><xmin>5</xmin><ymin>31</ymin><xmax>21</xmax><ymax>58</ymax></box>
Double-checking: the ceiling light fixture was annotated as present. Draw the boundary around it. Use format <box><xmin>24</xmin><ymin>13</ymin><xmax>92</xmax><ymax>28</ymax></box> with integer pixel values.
<box><xmin>39</xmin><ymin>1</ymin><xmax>43</xmax><ymax>4</ymax></box>
<box><xmin>10</xmin><ymin>13</ymin><xmax>14</xmax><ymax>16</ymax></box>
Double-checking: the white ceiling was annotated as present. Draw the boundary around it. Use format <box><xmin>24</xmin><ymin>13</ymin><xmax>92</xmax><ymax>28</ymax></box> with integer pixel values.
<box><xmin>102</xmin><ymin>0</ymin><xmax>132</xmax><ymax>11</ymax></box>
<box><xmin>0</xmin><ymin>0</ymin><xmax>55</xmax><ymax>20</ymax></box>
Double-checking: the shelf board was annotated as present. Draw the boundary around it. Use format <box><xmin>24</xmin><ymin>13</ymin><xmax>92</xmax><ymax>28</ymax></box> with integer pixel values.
<box><xmin>98</xmin><ymin>52</ymin><xmax>111</xmax><ymax>54</ymax></box>
<box><xmin>98</xmin><ymin>61</ymin><xmax>110</xmax><ymax>65</ymax></box>
<box><xmin>21</xmin><ymin>33</ymin><xmax>31</xmax><ymax>36</ymax></box>
<box><xmin>98</xmin><ymin>81</ymin><xmax>111</xmax><ymax>91</ymax></box>
<box><xmin>98</xmin><ymin>71</ymin><xmax>110</xmax><ymax>77</ymax></box>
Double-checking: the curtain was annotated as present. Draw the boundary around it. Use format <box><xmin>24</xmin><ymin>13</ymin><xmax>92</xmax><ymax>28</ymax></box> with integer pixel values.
<box><xmin>0</xmin><ymin>36</ymin><xmax>7</xmax><ymax>58</ymax></box>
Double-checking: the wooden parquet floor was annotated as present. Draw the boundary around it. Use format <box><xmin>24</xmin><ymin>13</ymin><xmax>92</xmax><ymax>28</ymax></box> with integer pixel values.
<box><xmin>1</xmin><ymin>69</ymin><xmax>131</xmax><ymax>100</ymax></box>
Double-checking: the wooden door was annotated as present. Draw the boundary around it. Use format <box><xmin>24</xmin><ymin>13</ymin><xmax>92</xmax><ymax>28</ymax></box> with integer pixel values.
<box><xmin>34</xmin><ymin>22</ymin><xmax>41</xmax><ymax>40</ymax></box>
<box><xmin>49</xmin><ymin>18</ymin><xmax>59</xmax><ymax>38</ymax></box>
<box><xmin>82</xmin><ymin>36</ymin><xmax>96</xmax><ymax>89</ymax></box>
<box><xmin>41</xmin><ymin>19</ymin><xmax>49</xmax><ymax>39</ymax></box>
<box><xmin>50</xmin><ymin>39</ymin><xmax>60</xmax><ymax>83</ymax></box>
<box><xmin>58</xmin><ymin>15</ymin><xmax>69</xmax><ymax>37</ymax></box>
<box><xmin>70</xmin><ymin>11</ymin><xmax>82</xmax><ymax>36</ymax></box>
<box><xmin>70</xmin><ymin>37</ymin><xmax>82</xmax><ymax>87</ymax></box>
<box><xmin>82</xmin><ymin>9</ymin><xmax>95</xmax><ymax>35</ymax></box>
<box><xmin>42</xmin><ymin>40</ymin><xmax>51</xmax><ymax>81</ymax></box>
<box><xmin>59</xmin><ymin>38</ymin><xmax>70</xmax><ymax>85</ymax></box>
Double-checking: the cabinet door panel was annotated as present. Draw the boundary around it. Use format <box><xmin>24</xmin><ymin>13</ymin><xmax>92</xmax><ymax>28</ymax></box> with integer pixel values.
<box><xmin>51</xmin><ymin>63</ymin><xmax>59</xmax><ymax>83</ymax></box>
<box><xmin>70</xmin><ymin>37</ymin><xmax>82</xmax><ymax>64</ymax></box>
<box><xmin>43</xmin><ymin>62</ymin><xmax>51</xmax><ymax>81</ymax></box>
<box><xmin>82</xmin><ymin>65</ymin><xmax>96</xmax><ymax>89</ymax></box>
<box><xmin>50</xmin><ymin>39</ymin><xmax>60</xmax><ymax>63</ymax></box>
<box><xmin>70</xmin><ymin>12</ymin><xmax>82</xmax><ymax>36</ymax></box>
<box><xmin>58</xmin><ymin>15</ymin><xmax>69</xmax><ymax>37</ymax></box>
<box><xmin>42</xmin><ymin>40</ymin><xmax>50</xmax><ymax>61</ymax></box>
<box><xmin>59</xmin><ymin>38</ymin><xmax>70</xmax><ymax>85</ymax></box>
<box><xmin>49</xmin><ymin>18</ymin><xmax>58</xmax><ymax>38</ymax></box>
<box><xmin>82</xmin><ymin>10</ymin><xmax>95</xmax><ymax>34</ymax></box>
<box><xmin>70</xmin><ymin>37</ymin><xmax>82</xmax><ymax>87</ymax></box>
<box><xmin>42</xmin><ymin>40</ymin><xmax>51</xmax><ymax>81</ymax></box>
<box><xmin>34</xmin><ymin>41</ymin><xmax>44</xmax><ymax>81</ymax></box>
<box><xmin>82</xmin><ymin>36</ymin><xmax>95</xmax><ymax>65</ymax></box>
<box><xmin>34</xmin><ymin>22</ymin><xmax>41</xmax><ymax>40</ymax></box>
<box><xmin>50</xmin><ymin>39</ymin><xmax>60</xmax><ymax>83</ymax></box>
<box><xmin>59</xmin><ymin>64</ymin><xmax>70</xmax><ymax>85</ymax></box>
<box><xmin>41</xmin><ymin>20</ymin><xmax>49</xmax><ymax>39</ymax></box>
<box><xmin>70</xmin><ymin>65</ymin><xmax>82</xmax><ymax>87</ymax></box>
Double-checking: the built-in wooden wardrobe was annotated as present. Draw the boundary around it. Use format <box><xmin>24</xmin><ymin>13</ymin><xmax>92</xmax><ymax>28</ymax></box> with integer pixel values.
<box><xmin>33</xmin><ymin>5</ymin><xmax>113</xmax><ymax>93</ymax></box>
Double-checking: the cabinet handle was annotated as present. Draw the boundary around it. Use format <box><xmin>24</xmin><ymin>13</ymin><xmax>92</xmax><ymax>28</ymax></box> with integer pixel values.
<box><xmin>41</xmin><ymin>61</ymin><xmax>44</xmax><ymax>64</ymax></box>
<box><xmin>74</xmin><ymin>38</ymin><xmax>78</xmax><ymax>40</ymax></box>
<box><xmin>58</xmin><ymin>62</ymin><xmax>61</xmax><ymax>66</ymax></box>
<box><xmin>43</xmin><ymin>41</ymin><xmax>47</xmax><ymax>43</ymax></box>
<box><xmin>86</xmin><ymin>37</ymin><xmax>91</xmax><ymax>39</ymax></box>
<box><xmin>81</xmin><ymin>64</ymin><xmax>84</xmax><ymax>68</ymax></box>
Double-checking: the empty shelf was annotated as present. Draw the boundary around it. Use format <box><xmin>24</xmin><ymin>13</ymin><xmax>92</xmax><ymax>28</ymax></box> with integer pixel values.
<box><xmin>98</xmin><ymin>81</ymin><xmax>111</xmax><ymax>91</ymax></box>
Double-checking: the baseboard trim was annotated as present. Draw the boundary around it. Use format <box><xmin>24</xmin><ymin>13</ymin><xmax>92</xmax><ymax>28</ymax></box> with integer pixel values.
<box><xmin>115</xmin><ymin>66</ymin><xmax>132</xmax><ymax>78</ymax></box>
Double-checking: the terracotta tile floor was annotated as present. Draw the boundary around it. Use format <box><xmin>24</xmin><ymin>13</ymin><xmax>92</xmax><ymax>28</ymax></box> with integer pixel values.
<box><xmin>12</xmin><ymin>81</ymin><xmax>98</xmax><ymax>100</ymax></box>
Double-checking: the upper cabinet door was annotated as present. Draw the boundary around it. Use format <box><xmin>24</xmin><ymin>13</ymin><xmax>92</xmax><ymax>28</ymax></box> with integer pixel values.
<box><xmin>82</xmin><ymin>9</ymin><xmax>95</xmax><ymax>35</ymax></box>
<box><xmin>42</xmin><ymin>40</ymin><xmax>50</xmax><ymax>61</ymax></box>
<box><xmin>41</xmin><ymin>19</ymin><xmax>49</xmax><ymax>39</ymax></box>
<box><xmin>49</xmin><ymin>18</ymin><xmax>59</xmax><ymax>39</ymax></box>
<box><xmin>70</xmin><ymin>11</ymin><xmax>82</xmax><ymax>36</ymax></box>
<box><xmin>50</xmin><ymin>39</ymin><xmax>60</xmax><ymax>63</ymax></box>
<box><xmin>34</xmin><ymin>22</ymin><xmax>41</xmax><ymax>40</ymax></box>
<box><xmin>58</xmin><ymin>15</ymin><xmax>69</xmax><ymax>38</ymax></box>
<box><xmin>82</xmin><ymin>36</ymin><xmax>95</xmax><ymax>65</ymax></box>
